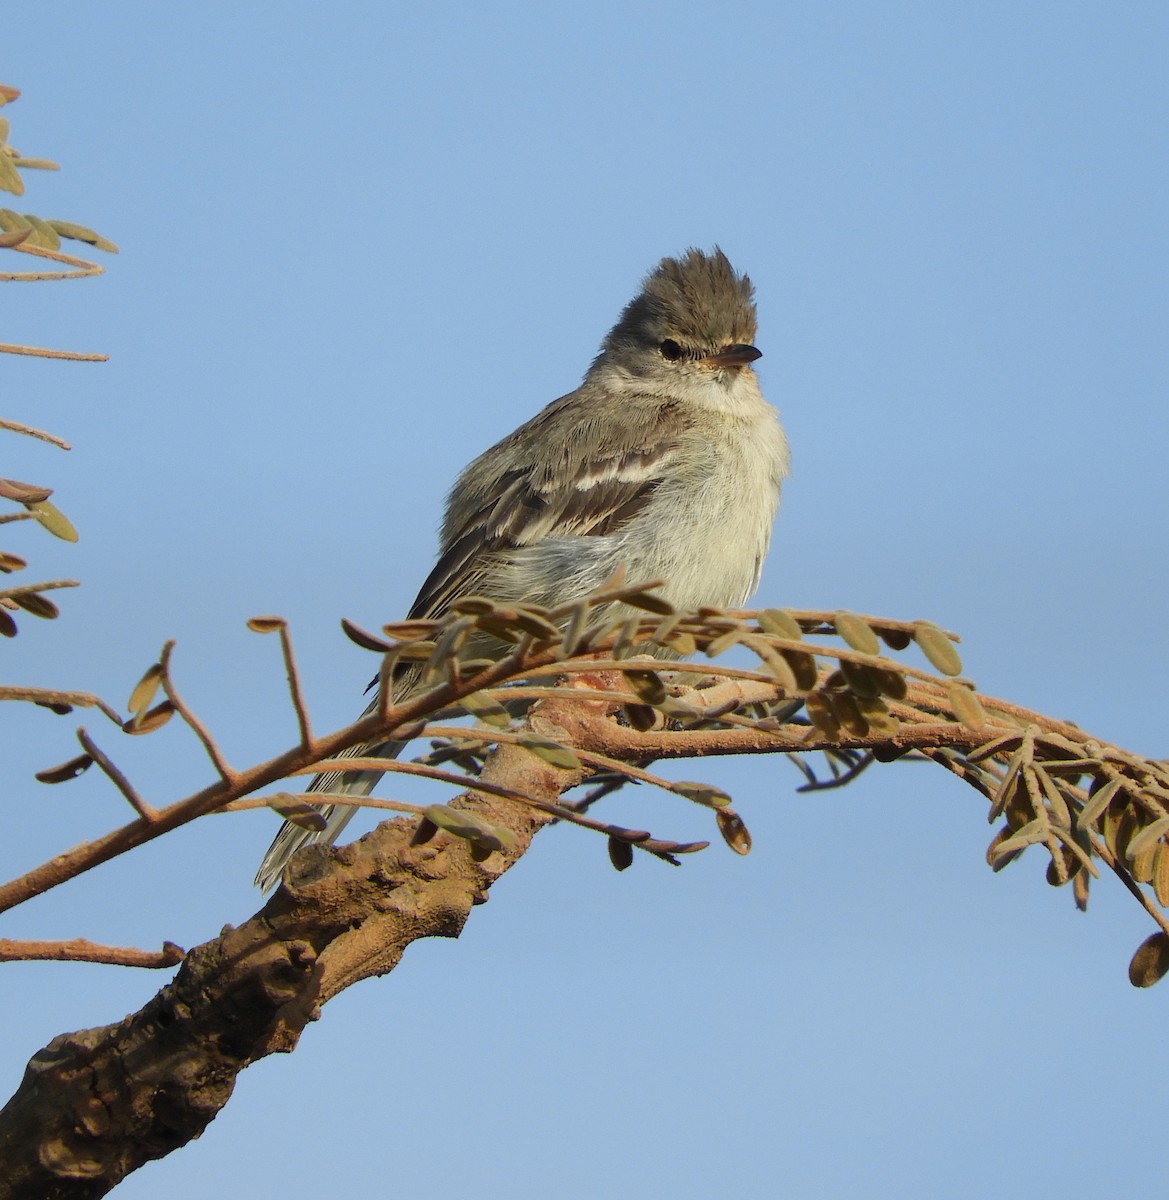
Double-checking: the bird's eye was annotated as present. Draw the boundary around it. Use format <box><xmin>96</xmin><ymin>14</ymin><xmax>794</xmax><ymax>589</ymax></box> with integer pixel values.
<box><xmin>659</xmin><ymin>339</ymin><xmax>684</xmax><ymax>361</ymax></box>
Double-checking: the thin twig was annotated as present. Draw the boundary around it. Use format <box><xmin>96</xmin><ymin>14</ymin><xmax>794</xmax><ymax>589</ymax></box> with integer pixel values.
<box><xmin>0</xmin><ymin>685</ymin><xmax>123</xmax><ymax>725</ymax></box>
<box><xmin>0</xmin><ymin>418</ymin><xmax>70</xmax><ymax>449</ymax></box>
<box><xmin>0</xmin><ymin>241</ymin><xmax>105</xmax><ymax>282</ymax></box>
<box><xmin>0</xmin><ymin>937</ymin><xmax>184</xmax><ymax>968</ymax></box>
<box><xmin>158</xmin><ymin>641</ymin><xmax>236</xmax><ymax>781</ymax></box>
<box><xmin>277</xmin><ymin>624</ymin><xmax>313</xmax><ymax>747</ymax></box>
<box><xmin>0</xmin><ymin>342</ymin><xmax>108</xmax><ymax>362</ymax></box>
<box><xmin>77</xmin><ymin>728</ymin><xmax>158</xmax><ymax>822</ymax></box>
<box><xmin>0</xmin><ymin>579</ymin><xmax>79</xmax><ymax>602</ymax></box>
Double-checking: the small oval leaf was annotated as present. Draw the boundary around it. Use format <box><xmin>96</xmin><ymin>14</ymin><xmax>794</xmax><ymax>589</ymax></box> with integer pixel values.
<box><xmin>758</xmin><ymin>608</ymin><xmax>804</xmax><ymax>640</ymax></box>
<box><xmin>247</xmin><ymin>615</ymin><xmax>287</xmax><ymax>634</ymax></box>
<box><xmin>608</xmin><ymin>835</ymin><xmax>634</xmax><ymax>871</ymax></box>
<box><xmin>27</xmin><ymin>499</ymin><xmax>78</xmax><ymax>542</ymax></box>
<box><xmin>125</xmin><ymin>701</ymin><xmax>175</xmax><ymax>735</ymax></box>
<box><xmin>127</xmin><ymin>663</ymin><xmax>163</xmax><ymax>715</ymax></box>
<box><xmin>520</xmin><ymin>736</ymin><xmax>582</xmax><ymax>771</ymax></box>
<box><xmin>35</xmin><ymin>753</ymin><xmax>93</xmax><ymax>783</ymax></box>
<box><xmin>913</xmin><ymin>622</ymin><xmax>962</xmax><ymax>676</ymax></box>
<box><xmin>716</xmin><ymin>808</ymin><xmax>752</xmax><ymax>855</ymax></box>
<box><xmin>1129</xmin><ymin>931</ymin><xmax>1169</xmax><ymax>988</ymax></box>
<box><xmin>267</xmin><ymin>793</ymin><xmax>328</xmax><ymax>832</ymax></box>
<box><xmin>834</xmin><ymin>611</ymin><xmax>881</xmax><ymax>655</ymax></box>
<box><xmin>947</xmin><ymin>682</ymin><xmax>986</xmax><ymax>727</ymax></box>
<box><xmin>673</xmin><ymin>780</ymin><xmax>732</xmax><ymax>809</ymax></box>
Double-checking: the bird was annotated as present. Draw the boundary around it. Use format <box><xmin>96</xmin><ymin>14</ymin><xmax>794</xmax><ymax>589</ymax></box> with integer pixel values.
<box><xmin>255</xmin><ymin>247</ymin><xmax>790</xmax><ymax>891</ymax></box>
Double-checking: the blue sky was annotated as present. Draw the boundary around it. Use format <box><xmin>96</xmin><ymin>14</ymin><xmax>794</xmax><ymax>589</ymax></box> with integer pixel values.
<box><xmin>4</xmin><ymin>4</ymin><xmax>1168</xmax><ymax>1196</ymax></box>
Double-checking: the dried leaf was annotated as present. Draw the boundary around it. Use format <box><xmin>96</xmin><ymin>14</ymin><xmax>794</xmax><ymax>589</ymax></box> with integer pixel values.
<box><xmin>873</xmin><ymin>667</ymin><xmax>909</xmax><ymax>700</ymax></box>
<box><xmin>780</xmin><ymin>648</ymin><xmax>819</xmax><ymax>691</ymax></box>
<box><xmin>855</xmin><ymin>694</ymin><xmax>898</xmax><ymax>734</ymax></box>
<box><xmin>423</xmin><ymin>804</ymin><xmax>509</xmax><ymax>851</ymax></box>
<box><xmin>804</xmin><ymin>690</ymin><xmax>840</xmax><ymax>737</ymax></box>
<box><xmin>672</xmin><ymin>780</ymin><xmax>732</xmax><ymax>809</ymax></box>
<box><xmin>834</xmin><ymin>611</ymin><xmax>881</xmax><ymax>655</ymax></box>
<box><xmin>0</xmin><ymin>552</ymin><xmax>26</xmax><ymax>573</ymax></box>
<box><xmin>839</xmin><ymin>659</ymin><xmax>882</xmax><ymax>700</ymax></box>
<box><xmin>947</xmin><ymin>682</ymin><xmax>986</xmax><ymax>727</ymax></box>
<box><xmin>339</xmin><ymin>617</ymin><xmax>392</xmax><ymax>651</ymax></box>
<box><xmin>10</xmin><ymin>591</ymin><xmax>57</xmax><ymax>619</ymax></box>
<box><xmin>751</xmin><ymin>641</ymin><xmax>798</xmax><ymax>691</ymax></box>
<box><xmin>623</xmin><ymin>703</ymin><xmax>659</xmax><ymax>731</ymax></box>
<box><xmin>266</xmin><ymin>794</ymin><xmax>328</xmax><ymax>832</ymax></box>
<box><xmin>664</xmin><ymin>630</ymin><xmax>697</xmax><ymax>657</ymax></box>
<box><xmin>519</xmin><ymin>736</ymin><xmax>582</xmax><ymax>770</ymax></box>
<box><xmin>608</xmin><ymin>835</ymin><xmax>634</xmax><ymax>871</ymax></box>
<box><xmin>1154</xmin><ymin>843</ymin><xmax>1169</xmax><ymax>907</ymax></box>
<box><xmin>27</xmin><ymin>499</ymin><xmax>78</xmax><ymax>542</ymax></box>
<box><xmin>1077</xmin><ymin>777</ymin><xmax>1122</xmax><ymax>830</ymax></box>
<box><xmin>0</xmin><ymin>476</ymin><xmax>50</xmax><ymax>502</ymax></box>
<box><xmin>1125</xmin><ymin>816</ymin><xmax>1169</xmax><ymax>865</ymax></box>
<box><xmin>125</xmin><ymin>701</ymin><xmax>175</xmax><ymax>735</ymax></box>
<box><xmin>35</xmin><ymin>753</ymin><xmax>93</xmax><ymax>783</ymax></box>
<box><xmin>758</xmin><ymin>608</ymin><xmax>803</xmax><ymax>640</ymax></box>
<box><xmin>1129</xmin><ymin>931</ymin><xmax>1169</xmax><ymax>988</ymax></box>
<box><xmin>45</xmin><ymin>219</ymin><xmax>119</xmax><ymax>253</ymax></box>
<box><xmin>624</xmin><ymin>669</ymin><xmax>666</xmax><ymax>705</ymax></box>
<box><xmin>716</xmin><ymin>808</ymin><xmax>752</xmax><ymax>855</ymax></box>
<box><xmin>621</xmin><ymin>590</ymin><xmax>675</xmax><ymax>615</ymax></box>
<box><xmin>0</xmin><ymin>608</ymin><xmax>17</xmax><ymax>637</ymax></box>
<box><xmin>1074</xmin><ymin>869</ymin><xmax>1090</xmax><ymax>911</ymax></box>
<box><xmin>247</xmin><ymin>615</ymin><xmax>287</xmax><ymax>634</ymax></box>
<box><xmin>22</xmin><ymin>213</ymin><xmax>60</xmax><ymax>251</ymax></box>
<box><xmin>876</xmin><ymin>626</ymin><xmax>912</xmax><ymax>651</ymax></box>
<box><xmin>986</xmin><ymin>826</ymin><xmax>1024</xmax><ymax>871</ymax></box>
<box><xmin>913</xmin><ymin>621</ymin><xmax>962</xmax><ymax>676</ymax></box>
<box><xmin>460</xmin><ymin>691</ymin><xmax>511</xmax><ymax>728</ymax></box>
<box><xmin>0</xmin><ymin>225</ymin><xmax>29</xmax><ymax>248</ymax></box>
<box><xmin>828</xmin><ymin>690</ymin><xmax>868</xmax><ymax>737</ymax></box>
<box><xmin>509</xmin><ymin>607</ymin><xmax>562</xmax><ymax>640</ymax></box>
<box><xmin>0</xmin><ymin>152</ymin><xmax>23</xmax><ymax>196</ymax></box>
<box><xmin>127</xmin><ymin>663</ymin><xmax>163</xmax><ymax>715</ymax></box>
<box><xmin>705</xmin><ymin>629</ymin><xmax>743</xmax><ymax>657</ymax></box>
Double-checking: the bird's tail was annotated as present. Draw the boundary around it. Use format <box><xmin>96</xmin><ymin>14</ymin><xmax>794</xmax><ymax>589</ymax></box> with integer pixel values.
<box><xmin>253</xmin><ymin>737</ymin><xmax>404</xmax><ymax>892</ymax></box>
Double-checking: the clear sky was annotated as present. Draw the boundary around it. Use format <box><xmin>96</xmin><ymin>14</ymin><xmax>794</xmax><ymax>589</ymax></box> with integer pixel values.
<box><xmin>4</xmin><ymin>4</ymin><xmax>1168</xmax><ymax>1196</ymax></box>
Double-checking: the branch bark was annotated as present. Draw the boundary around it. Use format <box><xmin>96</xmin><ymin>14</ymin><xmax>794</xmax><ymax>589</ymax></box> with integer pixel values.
<box><xmin>0</xmin><ymin>706</ymin><xmax>586</xmax><ymax>1200</ymax></box>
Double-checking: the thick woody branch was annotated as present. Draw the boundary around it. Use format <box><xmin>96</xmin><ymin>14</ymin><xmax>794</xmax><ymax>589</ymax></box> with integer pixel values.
<box><xmin>0</xmin><ymin>711</ymin><xmax>584</xmax><ymax>1200</ymax></box>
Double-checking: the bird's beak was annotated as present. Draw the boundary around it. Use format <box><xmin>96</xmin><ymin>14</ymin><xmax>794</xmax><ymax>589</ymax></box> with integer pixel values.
<box><xmin>702</xmin><ymin>343</ymin><xmax>762</xmax><ymax>368</ymax></box>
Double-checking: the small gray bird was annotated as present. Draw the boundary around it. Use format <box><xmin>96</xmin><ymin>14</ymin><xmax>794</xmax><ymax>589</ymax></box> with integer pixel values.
<box><xmin>255</xmin><ymin>248</ymin><xmax>789</xmax><ymax>891</ymax></box>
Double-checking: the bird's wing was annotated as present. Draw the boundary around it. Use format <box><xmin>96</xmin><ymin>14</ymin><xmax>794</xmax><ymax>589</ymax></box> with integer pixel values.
<box><xmin>408</xmin><ymin>395</ymin><xmax>688</xmax><ymax>620</ymax></box>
